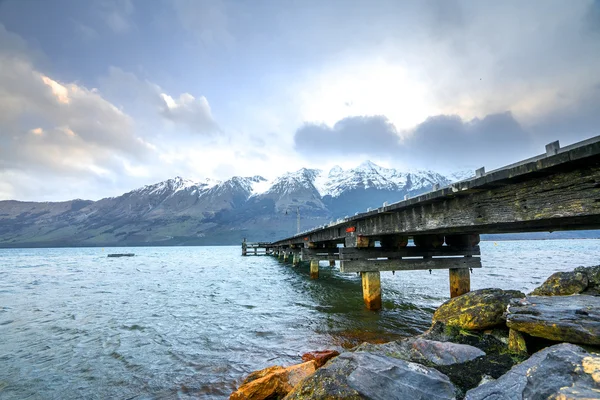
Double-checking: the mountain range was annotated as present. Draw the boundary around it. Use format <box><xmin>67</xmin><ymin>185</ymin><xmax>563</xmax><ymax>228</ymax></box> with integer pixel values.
<box><xmin>1</xmin><ymin>161</ymin><xmax>597</xmax><ymax>248</ymax></box>
<box><xmin>0</xmin><ymin>161</ymin><xmax>474</xmax><ymax>247</ymax></box>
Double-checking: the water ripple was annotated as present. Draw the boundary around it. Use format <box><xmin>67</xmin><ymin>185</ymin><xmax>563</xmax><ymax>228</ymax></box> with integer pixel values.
<box><xmin>0</xmin><ymin>241</ymin><xmax>599</xmax><ymax>399</ymax></box>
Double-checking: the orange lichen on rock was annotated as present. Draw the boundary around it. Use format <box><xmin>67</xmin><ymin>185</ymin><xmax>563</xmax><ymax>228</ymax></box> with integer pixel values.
<box><xmin>229</xmin><ymin>361</ymin><xmax>316</xmax><ymax>400</ymax></box>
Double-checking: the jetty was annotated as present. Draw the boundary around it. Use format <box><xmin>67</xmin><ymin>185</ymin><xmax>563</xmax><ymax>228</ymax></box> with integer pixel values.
<box><xmin>241</xmin><ymin>240</ymin><xmax>273</xmax><ymax>256</ymax></box>
<box><xmin>244</xmin><ymin>136</ymin><xmax>600</xmax><ymax>310</ymax></box>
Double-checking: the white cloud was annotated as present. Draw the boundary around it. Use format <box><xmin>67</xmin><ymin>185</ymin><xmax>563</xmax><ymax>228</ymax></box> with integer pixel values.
<box><xmin>0</xmin><ymin>24</ymin><xmax>155</xmax><ymax>199</ymax></box>
<box><xmin>101</xmin><ymin>66</ymin><xmax>219</xmax><ymax>135</ymax></box>
<box><xmin>159</xmin><ymin>92</ymin><xmax>218</xmax><ymax>134</ymax></box>
<box><xmin>292</xmin><ymin>58</ymin><xmax>438</xmax><ymax>134</ymax></box>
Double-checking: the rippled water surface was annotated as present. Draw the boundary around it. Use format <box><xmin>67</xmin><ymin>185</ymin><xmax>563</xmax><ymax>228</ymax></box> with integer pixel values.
<box><xmin>1</xmin><ymin>240</ymin><xmax>599</xmax><ymax>399</ymax></box>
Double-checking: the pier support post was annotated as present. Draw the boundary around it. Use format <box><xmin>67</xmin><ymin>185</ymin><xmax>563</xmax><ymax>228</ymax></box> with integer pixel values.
<box><xmin>278</xmin><ymin>249</ymin><xmax>283</xmax><ymax>260</ymax></box>
<box><xmin>329</xmin><ymin>259</ymin><xmax>335</xmax><ymax>267</ymax></box>
<box><xmin>362</xmin><ymin>271</ymin><xmax>382</xmax><ymax>311</ymax></box>
<box><xmin>242</xmin><ymin>239</ymin><xmax>247</xmax><ymax>256</ymax></box>
<box><xmin>449</xmin><ymin>268</ymin><xmax>471</xmax><ymax>298</ymax></box>
<box><xmin>293</xmin><ymin>252</ymin><xmax>300</xmax><ymax>267</ymax></box>
<box><xmin>310</xmin><ymin>260</ymin><xmax>319</xmax><ymax>279</ymax></box>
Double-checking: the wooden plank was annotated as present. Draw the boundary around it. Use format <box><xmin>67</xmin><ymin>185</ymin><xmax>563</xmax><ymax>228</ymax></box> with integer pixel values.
<box><xmin>339</xmin><ymin>246</ymin><xmax>480</xmax><ymax>260</ymax></box>
<box><xmin>301</xmin><ymin>248</ymin><xmax>339</xmax><ymax>261</ymax></box>
<box><xmin>272</xmin><ymin>163</ymin><xmax>600</xmax><ymax>246</ymax></box>
<box><xmin>339</xmin><ymin>257</ymin><xmax>482</xmax><ymax>273</ymax></box>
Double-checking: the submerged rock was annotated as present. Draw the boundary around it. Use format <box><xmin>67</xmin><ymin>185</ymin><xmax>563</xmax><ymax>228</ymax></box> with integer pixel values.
<box><xmin>432</xmin><ymin>288</ymin><xmax>525</xmax><ymax>330</ymax></box>
<box><xmin>284</xmin><ymin>352</ymin><xmax>457</xmax><ymax>400</ymax></box>
<box><xmin>506</xmin><ymin>295</ymin><xmax>600</xmax><ymax>345</ymax></box>
<box><xmin>530</xmin><ymin>270</ymin><xmax>588</xmax><ymax>296</ymax></box>
<box><xmin>230</xmin><ymin>361</ymin><xmax>316</xmax><ymax>400</ymax></box>
<box><xmin>355</xmin><ymin>337</ymin><xmax>485</xmax><ymax>366</ymax></box>
<box><xmin>301</xmin><ymin>350</ymin><xmax>340</xmax><ymax>368</ymax></box>
<box><xmin>465</xmin><ymin>343</ymin><xmax>600</xmax><ymax>399</ymax></box>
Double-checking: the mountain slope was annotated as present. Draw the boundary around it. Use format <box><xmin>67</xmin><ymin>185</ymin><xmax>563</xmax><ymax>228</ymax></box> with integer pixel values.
<box><xmin>0</xmin><ymin>161</ymin><xmax>482</xmax><ymax>247</ymax></box>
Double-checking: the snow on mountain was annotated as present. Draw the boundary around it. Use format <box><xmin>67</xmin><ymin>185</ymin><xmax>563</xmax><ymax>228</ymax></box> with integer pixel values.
<box><xmin>125</xmin><ymin>161</ymin><xmax>468</xmax><ymax>208</ymax></box>
<box><xmin>131</xmin><ymin>176</ymin><xmax>222</xmax><ymax>199</ymax></box>
<box><xmin>264</xmin><ymin>168</ymin><xmax>321</xmax><ymax>196</ymax></box>
<box><xmin>312</xmin><ymin>161</ymin><xmax>451</xmax><ymax>198</ymax></box>
<box><xmin>446</xmin><ymin>170</ymin><xmax>475</xmax><ymax>183</ymax></box>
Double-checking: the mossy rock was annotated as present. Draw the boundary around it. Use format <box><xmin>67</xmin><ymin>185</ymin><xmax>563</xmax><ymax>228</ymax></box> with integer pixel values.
<box><xmin>432</xmin><ymin>288</ymin><xmax>525</xmax><ymax>330</ymax></box>
<box><xmin>576</xmin><ymin>265</ymin><xmax>600</xmax><ymax>295</ymax></box>
<box><xmin>530</xmin><ymin>270</ymin><xmax>588</xmax><ymax>296</ymax></box>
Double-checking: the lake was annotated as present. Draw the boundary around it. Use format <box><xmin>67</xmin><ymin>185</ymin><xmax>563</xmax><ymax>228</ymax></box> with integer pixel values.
<box><xmin>1</xmin><ymin>240</ymin><xmax>599</xmax><ymax>399</ymax></box>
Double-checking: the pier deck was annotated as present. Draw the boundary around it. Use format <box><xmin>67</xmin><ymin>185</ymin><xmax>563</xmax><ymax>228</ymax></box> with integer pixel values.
<box><xmin>246</xmin><ymin>136</ymin><xmax>600</xmax><ymax>310</ymax></box>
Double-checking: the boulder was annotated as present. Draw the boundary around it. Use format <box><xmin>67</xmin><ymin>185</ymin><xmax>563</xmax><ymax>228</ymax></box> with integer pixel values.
<box><xmin>301</xmin><ymin>350</ymin><xmax>340</xmax><ymax>368</ymax></box>
<box><xmin>576</xmin><ymin>265</ymin><xmax>600</xmax><ymax>295</ymax></box>
<box><xmin>465</xmin><ymin>343</ymin><xmax>600</xmax><ymax>399</ymax></box>
<box><xmin>432</xmin><ymin>288</ymin><xmax>525</xmax><ymax>330</ymax></box>
<box><xmin>356</xmin><ymin>337</ymin><xmax>485</xmax><ymax>366</ymax></box>
<box><xmin>230</xmin><ymin>361</ymin><xmax>316</xmax><ymax>400</ymax></box>
<box><xmin>506</xmin><ymin>295</ymin><xmax>600</xmax><ymax>345</ymax></box>
<box><xmin>530</xmin><ymin>270</ymin><xmax>588</xmax><ymax>296</ymax></box>
<box><xmin>284</xmin><ymin>352</ymin><xmax>457</xmax><ymax>400</ymax></box>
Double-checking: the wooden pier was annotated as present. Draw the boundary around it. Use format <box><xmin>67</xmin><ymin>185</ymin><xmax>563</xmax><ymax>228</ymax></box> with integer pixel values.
<box><xmin>241</xmin><ymin>239</ymin><xmax>273</xmax><ymax>256</ymax></box>
<box><xmin>244</xmin><ymin>136</ymin><xmax>600</xmax><ymax>310</ymax></box>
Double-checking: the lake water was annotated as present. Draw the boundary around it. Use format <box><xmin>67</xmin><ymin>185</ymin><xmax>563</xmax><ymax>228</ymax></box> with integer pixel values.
<box><xmin>1</xmin><ymin>240</ymin><xmax>599</xmax><ymax>399</ymax></box>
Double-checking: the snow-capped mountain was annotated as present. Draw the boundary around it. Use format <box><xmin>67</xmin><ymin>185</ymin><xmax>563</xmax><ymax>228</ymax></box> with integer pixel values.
<box><xmin>0</xmin><ymin>161</ymin><xmax>475</xmax><ymax>247</ymax></box>
<box><xmin>314</xmin><ymin>161</ymin><xmax>452</xmax><ymax>198</ymax></box>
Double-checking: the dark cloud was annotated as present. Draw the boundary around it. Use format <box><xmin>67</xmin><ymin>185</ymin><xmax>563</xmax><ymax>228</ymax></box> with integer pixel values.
<box><xmin>405</xmin><ymin>112</ymin><xmax>534</xmax><ymax>170</ymax></box>
<box><xmin>293</xmin><ymin>116</ymin><xmax>402</xmax><ymax>157</ymax></box>
<box><xmin>294</xmin><ymin>112</ymin><xmax>538</xmax><ymax>171</ymax></box>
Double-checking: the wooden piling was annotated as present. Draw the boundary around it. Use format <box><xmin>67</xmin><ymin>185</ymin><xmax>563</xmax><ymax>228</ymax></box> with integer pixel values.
<box><xmin>310</xmin><ymin>260</ymin><xmax>319</xmax><ymax>279</ymax></box>
<box><xmin>293</xmin><ymin>252</ymin><xmax>300</xmax><ymax>266</ymax></box>
<box><xmin>362</xmin><ymin>271</ymin><xmax>382</xmax><ymax>311</ymax></box>
<box><xmin>449</xmin><ymin>267</ymin><xmax>471</xmax><ymax>298</ymax></box>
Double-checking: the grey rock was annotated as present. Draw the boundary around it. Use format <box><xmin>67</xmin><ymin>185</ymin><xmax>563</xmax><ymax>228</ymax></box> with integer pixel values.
<box><xmin>465</xmin><ymin>343</ymin><xmax>600</xmax><ymax>400</ymax></box>
<box><xmin>576</xmin><ymin>265</ymin><xmax>600</xmax><ymax>295</ymax></box>
<box><xmin>530</xmin><ymin>270</ymin><xmax>588</xmax><ymax>296</ymax></box>
<box><xmin>284</xmin><ymin>351</ymin><xmax>457</xmax><ymax>400</ymax></box>
<box><xmin>356</xmin><ymin>337</ymin><xmax>485</xmax><ymax>366</ymax></box>
<box><xmin>506</xmin><ymin>295</ymin><xmax>600</xmax><ymax>345</ymax></box>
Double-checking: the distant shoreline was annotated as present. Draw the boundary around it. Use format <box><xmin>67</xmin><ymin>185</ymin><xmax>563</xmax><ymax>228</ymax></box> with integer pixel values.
<box><xmin>0</xmin><ymin>236</ymin><xmax>599</xmax><ymax>250</ymax></box>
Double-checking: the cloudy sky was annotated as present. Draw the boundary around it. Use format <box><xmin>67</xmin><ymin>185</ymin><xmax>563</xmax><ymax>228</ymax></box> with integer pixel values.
<box><xmin>0</xmin><ymin>0</ymin><xmax>599</xmax><ymax>201</ymax></box>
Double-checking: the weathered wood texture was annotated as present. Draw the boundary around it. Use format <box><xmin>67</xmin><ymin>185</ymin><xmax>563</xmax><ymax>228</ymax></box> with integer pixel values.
<box><xmin>310</xmin><ymin>260</ymin><xmax>319</xmax><ymax>279</ymax></box>
<box><xmin>301</xmin><ymin>248</ymin><xmax>339</xmax><ymax>261</ymax></box>
<box><xmin>362</xmin><ymin>271</ymin><xmax>382</xmax><ymax>310</ymax></box>
<box><xmin>449</xmin><ymin>268</ymin><xmax>471</xmax><ymax>298</ymax></box>
<box><xmin>340</xmin><ymin>256</ymin><xmax>481</xmax><ymax>273</ymax></box>
<box><xmin>338</xmin><ymin>246</ymin><xmax>480</xmax><ymax>260</ymax></box>
<box><xmin>270</xmin><ymin>140</ymin><xmax>600</xmax><ymax>247</ymax></box>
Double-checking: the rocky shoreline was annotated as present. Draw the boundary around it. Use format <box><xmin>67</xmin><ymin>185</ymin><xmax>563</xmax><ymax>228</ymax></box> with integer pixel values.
<box><xmin>230</xmin><ymin>265</ymin><xmax>600</xmax><ymax>399</ymax></box>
